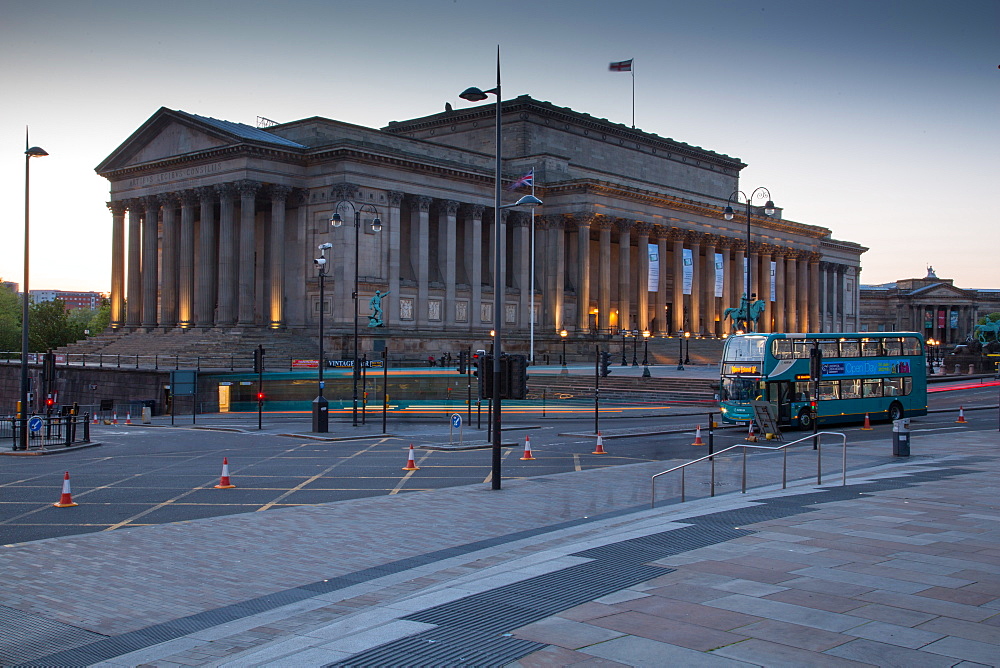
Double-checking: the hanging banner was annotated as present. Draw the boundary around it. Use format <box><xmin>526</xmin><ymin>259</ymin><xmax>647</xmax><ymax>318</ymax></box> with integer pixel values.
<box><xmin>682</xmin><ymin>248</ymin><xmax>693</xmax><ymax>295</ymax></box>
<box><xmin>950</xmin><ymin>310</ymin><xmax>958</xmax><ymax>329</ymax></box>
<box><xmin>938</xmin><ymin>310</ymin><xmax>946</xmax><ymax>328</ymax></box>
<box><xmin>924</xmin><ymin>310</ymin><xmax>932</xmax><ymax>329</ymax></box>
<box><xmin>714</xmin><ymin>253</ymin><xmax>724</xmax><ymax>297</ymax></box>
<box><xmin>770</xmin><ymin>261</ymin><xmax>777</xmax><ymax>302</ymax></box>
<box><xmin>647</xmin><ymin>243</ymin><xmax>659</xmax><ymax>292</ymax></box>
<box><xmin>742</xmin><ymin>257</ymin><xmax>748</xmax><ymax>296</ymax></box>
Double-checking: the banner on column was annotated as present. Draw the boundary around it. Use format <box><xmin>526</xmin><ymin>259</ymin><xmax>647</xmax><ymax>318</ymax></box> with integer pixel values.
<box><xmin>938</xmin><ymin>310</ymin><xmax>946</xmax><ymax>328</ymax></box>
<box><xmin>742</xmin><ymin>257</ymin><xmax>748</xmax><ymax>296</ymax></box>
<box><xmin>714</xmin><ymin>253</ymin><xmax>724</xmax><ymax>298</ymax></box>
<box><xmin>647</xmin><ymin>243</ymin><xmax>659</xmax><ymax>292</ymax></box>
<box><xmin>770</xmin><ymin>261</ymin><xmax>777</xmax><ymax>302</ymax></box>
<box><xmin>682</xmin><ymin>248</ymin><xmax>693</xmax><ymax>295</ymax></box>
<box><xmin>950</xmin><ymin>310</ymin><xmax>958</xmax><ymax>329</ymax></box>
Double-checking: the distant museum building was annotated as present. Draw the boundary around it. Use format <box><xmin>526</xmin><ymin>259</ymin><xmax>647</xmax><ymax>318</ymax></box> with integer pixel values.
<box><xmin>96</xmin><ymin>96</ymin><xmax>866</xmax><ymax>353</ymax></box>
<box><xmin>860</xmin><ymin>267</ymin><xmax>1000</xmax><ymax>344</ymax></box>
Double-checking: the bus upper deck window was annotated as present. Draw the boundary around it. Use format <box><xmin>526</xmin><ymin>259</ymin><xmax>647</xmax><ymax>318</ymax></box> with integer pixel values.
<box><xmin>861</xmin><ymin>339</ymin><xmax>880</xmax><ymax>357</ymax></box>
<box><xmin>840</xmin><ymin>340</ymin><xmax>860</xmax><ymax>357</ymax></box>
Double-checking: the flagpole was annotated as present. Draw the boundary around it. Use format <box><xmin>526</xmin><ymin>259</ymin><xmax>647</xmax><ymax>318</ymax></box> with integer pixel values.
<box><xmin>631</xmin><ymin>60</ymin><xmax>635</xmax><ymax>129</ymax></box>
<box><xmin>529</xmin><ymin>167</ymin><xmax>535</xmax><ymax>365</ymax></box>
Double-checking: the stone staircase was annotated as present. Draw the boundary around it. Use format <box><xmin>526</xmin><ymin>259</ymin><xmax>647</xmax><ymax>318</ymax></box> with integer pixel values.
<box><xmin>529</xmin><ymin>374</ymin><xmax>717</xmax><ymax>402</ymax></box>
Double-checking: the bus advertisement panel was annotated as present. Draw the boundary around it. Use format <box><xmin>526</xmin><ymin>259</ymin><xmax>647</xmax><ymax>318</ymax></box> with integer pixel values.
<box><xmin>719</xmin><ymin>332</ymin><xmax>927</xmax><ymax>429</ymax></box>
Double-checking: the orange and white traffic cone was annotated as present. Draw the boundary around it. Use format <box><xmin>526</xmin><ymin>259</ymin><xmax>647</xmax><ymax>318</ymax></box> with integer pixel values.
<box><xmin>214</xmin><ymin>457</ymin><xmax>236</xmax><ymax>488</ymax></box>
<box><xmin>592</xmin><ymin>431</ymin><xmax>607</xmax><ymax>455</ymax></box>
<box><xmin>92</xmin><ymin>413</ymin><xmax>99</xmax><ymax>425</ymax></box>
<box><xmin>861</xmin><ymin>413</ymin><xmax>873</xmax><ymax>430</ymax></box>
<box><xmin>746</xmin><ymin>421</ymin><xmax>758</xmax><ymax>442</ymax></box>
<box><xmin>125</xmin><ymin>411</ymin><xmax>132</xmax><ymax>425</ymax></box>
<box><xmin>112</xmin><ymin>411</ymin><xmax>118</xmax><ymax>425</ymax></box>
<box><xmin>520</xmin><ymin>434</ymin><xmax>536</xmax><ymax>460</ymax></box>
<box><xmin>53</xmin><ymin>471</ymin><xmax>78</xmax><ymax>508</ymax></box>
<box><xmin>956</xmin><ymin>406</ymin><xmax>967</xmax><ymax>423</ymax></box>
<box><xmin>692</xmin><ymin>425</ymin><xmax>705</xmax><ymax>446</ymax></box>
<box><xmin>402</xmin><ymin>444</ymin><xmax>420</xmax><ymax>471</ymax></box>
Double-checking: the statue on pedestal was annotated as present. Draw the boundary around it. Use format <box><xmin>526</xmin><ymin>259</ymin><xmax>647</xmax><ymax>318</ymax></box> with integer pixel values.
<box><xmin>368</xmin><ymin>290</ymin><xmax>390</xmax><ymax>328</ymax></box>
<box><xmin>724</xmin><ymin>293</ymin><xmax>767</xmax><ymax>333</ymax></box>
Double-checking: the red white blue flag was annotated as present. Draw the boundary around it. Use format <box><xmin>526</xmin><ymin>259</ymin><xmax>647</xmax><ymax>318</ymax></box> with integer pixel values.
<box><xmin>609</xmin><ymin>59</ymin><xmax>633</xmax><ymax>72</ymax></box>
<box><xmin>506</xmin><ymin>169</ymin><xmax>534</xmax><ymax>191</ymax></box>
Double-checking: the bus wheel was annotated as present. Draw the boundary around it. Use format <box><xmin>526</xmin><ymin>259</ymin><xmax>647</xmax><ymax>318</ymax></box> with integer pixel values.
<box><xmin>888</xmin><ymin>402</ymin><xmax>904</xmax><ymax>422</ymax></box>
<box><xmin>797</xmin><ymin>409</ymin><xmax>813</xmax><ymax>430</ymax></box>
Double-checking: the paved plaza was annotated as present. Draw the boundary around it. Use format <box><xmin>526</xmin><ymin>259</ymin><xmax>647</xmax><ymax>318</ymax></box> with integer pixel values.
<box><xmin>1</xmin><ymin>421</ymin><xmax>998</xmax><ymax>666</ymax></box>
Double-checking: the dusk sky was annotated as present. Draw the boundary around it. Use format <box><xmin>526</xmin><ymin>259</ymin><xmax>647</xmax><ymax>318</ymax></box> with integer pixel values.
<box><xmin>2</xmin><ymin>0</ymin><xmax>997</xmax><ymax>293</ymax></box>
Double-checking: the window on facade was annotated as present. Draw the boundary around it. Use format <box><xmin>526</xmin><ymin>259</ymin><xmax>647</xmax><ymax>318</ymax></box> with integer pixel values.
<box><xmin>840</xmin><ymin>339</ymin><xmax>860</xmax><ymax>357</ymax></box>
<box><xmin>841</xmin><ymin>378</ymin><xmax>862</xmax><ymax>399</ymax></box>
<box><xmin>863</xmin><ymin>379</ymin><xmax>883</xmax><ymax>397</ymax></box>
<box><xmin>818</xmin><ymin>380</ymin><xmax>840</xmax><ymax>400</ymax></box>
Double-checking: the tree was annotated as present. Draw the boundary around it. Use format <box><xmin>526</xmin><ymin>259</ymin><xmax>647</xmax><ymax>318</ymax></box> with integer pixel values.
<box><xmin>0</xmin><ymin>281</ymin><xmax>20</xmax><ymax>353</ymax></box>
<box><xmin>976</xmin><ymin>312</ymin><xmax>1000</xmax><ymax>326</ymax></box>
<box><xmin>28</xmin><ymin>299</ymin><xmax>83</xmax><ymax>352</ymax></box>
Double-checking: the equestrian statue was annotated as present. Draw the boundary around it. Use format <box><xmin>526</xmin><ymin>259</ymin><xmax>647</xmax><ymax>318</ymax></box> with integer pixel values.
<box><xmin>975</xmin><ymin>320</ymin><xmax>1000</xmax><ymax>344</ymax></box>
<box><xmin>724</xmin><ymin>293</ymin><xmax>766</xmax><ymax>333</ymax></box>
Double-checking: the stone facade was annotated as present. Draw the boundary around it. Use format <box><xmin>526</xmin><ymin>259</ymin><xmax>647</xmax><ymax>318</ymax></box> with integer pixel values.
<box><xmin>96</xmin><ymin>96</ymin><xmax>866</xmax><ymax>354</ymax></box>
<box><xmin>860</xmin><ymin>267</ymin><xmax>1000</xmax><ymax>344</ymax></box>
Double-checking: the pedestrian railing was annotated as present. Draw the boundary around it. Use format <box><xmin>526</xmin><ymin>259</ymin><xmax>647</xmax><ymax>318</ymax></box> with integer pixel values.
<box><xmin>651</xmin><ymin>431</ymin><xmax>847</xmax><ymax>507</ymax></box>
<box><xmin>5</xmin><ymin>414</ymin><xmax>92</xmax><ymax>451</ymax></box>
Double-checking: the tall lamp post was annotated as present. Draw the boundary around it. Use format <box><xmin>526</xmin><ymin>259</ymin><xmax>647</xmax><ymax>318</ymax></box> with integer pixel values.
<box><xmin>331</xmin><ymin>201</ymin><xmax>382</xmax><ymax>427</ymax></box>
<box><xmin>312</xmin><ymin>243</ymin><xmax>332</xmax><ymax>433</ymax></box>
<box><xmin>642</xmin><ymin>330</ymin><xmax>650</xmax><ymax>366</ymax></box>
<box><xmin>724</xmin><ymin>188</ymin><xmax>774</xmax><ymax>331</ymax></box>
<box><xmin>684</xmin><ymin>330</ymin><xmax>691</xmax><ymax>365</ymax></box>
<box><xmin>18</xmin><ymin>143</ymin><xmax>48</xmax><ymax>451</ymax></box>
<box><xmin>676</xmin><ymin>331</ymin><xmax>685</xmax><ymax>371</ymax></box>
<box><xmin>459</xmin><ymin>49</ymin><xmax>543</xmax><ymax>490</ymax></box>
<box><xmin>560</xmin><ymin>329</ymin><xmax>568</xmax><ymax>367</ymax></box>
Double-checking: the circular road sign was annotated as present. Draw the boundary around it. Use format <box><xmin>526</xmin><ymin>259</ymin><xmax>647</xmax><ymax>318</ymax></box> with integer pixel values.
<box><xmin>28</xmin><ymin>416</ymin><xmax>43</xmax><ymax>432</ymax></box>
<box><xmin>451</xmin><ymin>413</ymin><xmax>462</xmax><ymax>429</ymax></box>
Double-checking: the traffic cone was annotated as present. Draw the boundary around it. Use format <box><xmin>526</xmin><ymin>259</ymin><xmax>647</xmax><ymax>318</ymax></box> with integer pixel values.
<box><xmin>520</xmin><ymin>435</ymin><xmax>536</xmax><ymax>460</ymax></box>
<box><xmin>692</xmin><ymin>425</ymin><xmax>705</xmax><ymax>446</ymax></box>
<box><xmin>214</xmin><ymin>457</ymin><xmax>236</xmax><ymax>488</ymax></box>
<box><xmin>746</xmin><ymin>421</ymin><xmax>758</xmax><ymax>443</ymax></box>
<box><xmin>53</xmin><ymin>471</ymin><xmax>78</xmax><ymax>508</ymax></box>
<box><xmin>112</xmin><ymin>411</ymin><xmax>118</xmax><ymax>425</ymax></box>
<box><xmin>956</xmin><ymin>406</ymin><xmax>967</xmax><ymax>423</ymax></box>
<box><xmin>592</xmin><ymin>432</ymin><xmax>607</xmax><ymax>455</ymax></box>
<box><xmin>92</xmin><ymin>413</ymin><xmax>99</xmax><ymax>425</ymax></box>
<box><xmin>861</xmin><ymin>413</ymin><xmax>873</xmax><ymax>430</ymax></box>
<box><xmin>402</xmin><ymin>444</ymin><xmax>420</xmax><ymax>471</ymax></box>
<box><xmin>125</xmin><ymin>411</ymin><xmax>132</xmax><ymax>425</ymax></box>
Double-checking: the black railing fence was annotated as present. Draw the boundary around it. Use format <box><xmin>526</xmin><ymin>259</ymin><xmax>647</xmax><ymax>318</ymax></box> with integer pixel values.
<box><xmin>4</xmin><ymin>414</ymin><xmax>91</xmax><ymax>451</ymax></box>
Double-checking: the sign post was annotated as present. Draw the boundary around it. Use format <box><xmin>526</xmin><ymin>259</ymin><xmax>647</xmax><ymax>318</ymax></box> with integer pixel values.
<box><xmin>451</xmin><ymin>413</ymin><xmax>463</xmax><ymax>445</ymax></box>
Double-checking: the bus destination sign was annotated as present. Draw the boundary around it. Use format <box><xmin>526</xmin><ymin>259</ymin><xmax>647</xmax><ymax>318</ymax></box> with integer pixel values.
<box><xmin>728</xmin><ymin>365</ymin><xmax>759</xmax><ymax>375</ymax></box>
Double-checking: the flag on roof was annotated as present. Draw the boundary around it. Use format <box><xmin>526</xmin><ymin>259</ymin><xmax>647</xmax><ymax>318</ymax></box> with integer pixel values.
<box><xmin>506</xmin><ymin>168</ymin><xmax>534</xmax><ymax>191</ymax></box>
<box><xmin>609</xmin><ymin>59</ymin><xmax>633</xmax><ymax>72</ymax></box>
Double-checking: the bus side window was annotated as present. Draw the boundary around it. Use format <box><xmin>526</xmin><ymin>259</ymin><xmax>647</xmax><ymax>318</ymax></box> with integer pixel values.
<box><xmin>794</xmin><ymin>381</ymin><xmax>811</xmax><ymax>401</ymax></box>
<box><xmin>841</xmin><ymin>379</ymin><xmax>861</xmax><ymax>399</ymax></box>
<box><xmin>883</xmin><ymin>338</ymin><xmax>903</xmax><ymax>356</ymax></box>
<box><xmin>840</xmin><ymin>340</ymin><xmax>860</xmax><ymax>357</ymax></box>
<box><xmin>772</xmin><ymin>339</ymin><xmax>792</xmax><ymax>360</ymax></box>
<box><xmin>863</xmin><ymin>379</ymin><xmax>883</xmax><ymax>397</ymax></box>
<box><xmin>861</xmin><ymin>339</ymin><xmax>880</xmax><ymax>357</ymax></box>
<box><xmin>818</xmin><ymin>380</ymin><xmax>840</xmax><ymax>400</ymax></box>
<box><xmin>903</xmin><ymin>377</ymin><xmax>912</xmax><ymax>395</ymax></box>
<box><xmin>885</xmin><ymin>378</ymin><xmax>904</xmax><ymax>396</ymax></box>
<box><xmin>902</xmin><ymin>337</ymin><xmax>922</xmax><ymax>356</ymax></box>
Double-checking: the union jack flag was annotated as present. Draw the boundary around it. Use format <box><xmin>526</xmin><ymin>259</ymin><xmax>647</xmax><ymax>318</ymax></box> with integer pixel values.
<box><xmin>609</xmin><ymin>59</ymin><xmax>633</xmax><ymax>72</ymax></box>
<box><xmin>506</xmin><ymin>169</ymin><xmax>534</xmax><ymax>191</ymax></box>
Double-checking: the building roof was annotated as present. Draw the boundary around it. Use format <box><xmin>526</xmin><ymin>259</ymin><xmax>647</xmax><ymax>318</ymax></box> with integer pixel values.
<box><xmin>175</xmin><ymin>111</ymin><xmax>307</xmax><ymax>149</ymax></box>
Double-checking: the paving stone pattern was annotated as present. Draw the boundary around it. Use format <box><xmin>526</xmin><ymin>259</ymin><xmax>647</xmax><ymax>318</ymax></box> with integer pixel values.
<box><xmin>1</xmin><ymin>432</ymin><xmax>998</xmax><ymax>666</ymax></box>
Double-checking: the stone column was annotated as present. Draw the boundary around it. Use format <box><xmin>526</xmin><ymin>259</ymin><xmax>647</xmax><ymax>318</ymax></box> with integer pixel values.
<box><xmin>412</xmin><ymin>196</ymin><xmax>431</xmax><ymax>328</ymax></box>
<box><xmin>719</xmin><ymin>238</ymin><xmax>732</xmax><ymax>334</ymax></box>
<box><xmin>654</xmin><ymin>227</ymin><xmax>668</xmax><ymax>336</ymax></box>
<box><xmin>786</xmin><ymin>253</ymin><xmax>798</xmax><ymax>331</ymax></box>
<box><xmin>836</xmin><ymin>265</ymin><xmax>847</xmax><ymax>331</ymax></box>
<box><xmin>759</xmin><ymin>246</ymin><xmax>773</xmax><ymax>333</ymax></box>
<box><xmin>687</xmin><ymin>232</ymin><xmax>701</xmax><ymax>334</ymax></box>
<box><xmin>108</xmin><ymin>201</ymin><xmax>126</xmax><ymax>329</ymax></box>
<box><xmin>512</xmin><ymin>211</ymin><xmax>531</xmax><ymax>330</ymax></box>
<box><xmin>215</xmin><ymin>183</ymin><xmax>238</xmax><ymax>327</ymax></box>
<box><xmin>141</xmin><ymin>196</ymin><xmax>160</xmax><ymax>328</ymax></box>
<box><xmin>387</xmin><ymin>192</ymin><xmax>403</xmax><ymax>328</ymax></box>
<box><xmin>268</xmin><ymin>185</ymin><xmax>291</xmax><ymax>329</ymax></box>
<box><xmin>551</xmin><ymin>214</ymin><xmax>565</xmax><ymax>331</ymax></box>
<box><xmin>733</xmin><ymin>241</ymin><xmax>746</xmax><ymax>303</ymax></box>
<box><xmin>616</xmin><ymin>219</ymin><xmax>633</xmax><ymax>332</ymax></box>
<box><xmin>773</xmin><ymin>249</ymin><xmax>786</xmax><ymax>332</ymax></box>
<box><xmin>635</xmin><ymin>222</ymin><xmax>651</xmax><ymax>332</ymax></box>
<box><xmin>196</xmin><ymin>187</ymin><xmax>218</xmax><ymax>328</ymax></box>
<box><xmin>671</xmin><ymin>230</ymin><xmax>684</xmax><ymax>333</ymax></box>
<box><xmin>466</xmin><ymin>204</ymin><xmax>484</xmax><ymax>331</ymax></box>
<box><xmin>703</xmin><ymin>235</ymin><xmax>718</xmax><ymax>336</ymax></box>
<box><xmin>125</xmin><ymin>200</ymin><xmax>143</xmax><ymax>328</ymax></box>
<box><xmin>442</xmin><ymin>200</ymin><xmax>459</xmax><ymax>325</ymax></box>
<box><xmin>809</xmin><ymin>254</ymin><xmax>821</xmax><ymax>334</ymax></box>
<box><xmin>576</xmin><ymin>215</ymin><xmax>593</xmax><ymax>331</ymax></box>
<box><xmin>796</xmin><ymin>253</ymin><xmax>809</xmax><ymax>332</ymax></box>
<box><xmin>159</xmin><ymin>193</ymin><xmax>178</xmax><ymax>328</ymax></box>
<box><xmin>236</xmin><ymin>180</ymin><xmax>260</xmax><ymax>326</ymax></box>
<box><xmin>597</xmin><ymin>217</ymin><xmax>613</xmax><ymax>332</ymax></box>
<box><xmin>178</xmin><ymin>191</ymin><xmax>197</xmax><ymax>328</ymax></box>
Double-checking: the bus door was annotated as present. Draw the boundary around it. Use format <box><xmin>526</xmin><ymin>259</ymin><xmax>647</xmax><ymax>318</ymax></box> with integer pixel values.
<box><xmin>769</xmin><ymin>381</ymin><xmax>793</xmax><ymax>424</ymax></box>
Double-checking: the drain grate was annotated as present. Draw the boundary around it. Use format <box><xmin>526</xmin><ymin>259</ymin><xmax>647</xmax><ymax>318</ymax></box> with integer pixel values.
<box><xmin>0</xmin><ymin>604</ymin><xmax>107</xmax><ymax>666</ymax></box>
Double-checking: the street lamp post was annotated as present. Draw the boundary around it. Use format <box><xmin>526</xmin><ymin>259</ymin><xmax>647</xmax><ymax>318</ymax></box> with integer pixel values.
<box><xmin>18</xmin><ymin>143</ymin><xmax>48</xmax><ymax>451</ymax></box>
<box><xmin>724</xmin><ymin>188</ymin><xmax>774</xmax><ymax>332</ymax></box>
<box><xmin>459</xmin><ymin>50</ymin><xmax>543</xmax><ymax>490</ymax></box>
<box><xmin>560</xmin><ymin>329</ymin><xmax>567</xmax><ymax>367</ymax></box>
<box><xmin>684</xmin><ymin>331</ymin><xmax>691</xmax><ymax>365</ymax></box>
<box><xmin>312</xmin><ymin>243</ymin><xmax>332</xmax><ymax>432</ymax></box>
<box><xmin>620</xmin><ymin>329</ymin><xmax>628</xmax><ymax>366</ymax></box>
<box><xmin>631</xmin><ymin>329</ymin><xmax>639</xmax><ymax>366</ymax></box>
<box><xmin>642</xmin><ymin>330</ymin><xmax>650</xmax><ymax>366</ymax></box>
<box><xmin>677</xmin><ymin>331</ymin><xmax>685</xmax><ymax>371</ymax></box>
<box><xmin>331</xmin><ymin>201</ymin><xmax>382</xmax><ymax>427</ymax></box>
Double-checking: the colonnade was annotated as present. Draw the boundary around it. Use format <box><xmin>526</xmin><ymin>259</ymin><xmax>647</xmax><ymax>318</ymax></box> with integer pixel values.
<box><xmin>909</xmin><ymin>304</ymin><xmax>980</xmax><ymax>344</ymax></box>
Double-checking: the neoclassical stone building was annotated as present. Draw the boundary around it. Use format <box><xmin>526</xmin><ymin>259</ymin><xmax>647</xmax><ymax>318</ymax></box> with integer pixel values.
<box><xmin>96</xmin><ymin>96</ymin><xmax>865</xmax><ymax>353</ymax></box>
<box><xmin>860</xmin><ymin>267</ymin><xmax>1000</xmax><ymax>344</ymax></box>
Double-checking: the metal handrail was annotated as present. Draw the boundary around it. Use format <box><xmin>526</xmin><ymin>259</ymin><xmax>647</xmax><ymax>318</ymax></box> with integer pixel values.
<box><xmin>651</xmin><ymin>431</ymin><xmax>847</xmax><ymax>507</ymax></box>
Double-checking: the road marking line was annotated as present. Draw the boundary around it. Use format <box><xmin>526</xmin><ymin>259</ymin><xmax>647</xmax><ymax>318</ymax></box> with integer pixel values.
<box><xmin>255</xmin><ymin>442</ymin><xmax>384</xmax><ymax>510</ymax></box>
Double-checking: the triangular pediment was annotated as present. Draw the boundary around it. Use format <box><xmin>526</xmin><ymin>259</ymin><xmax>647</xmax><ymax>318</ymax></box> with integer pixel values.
<box><xmin>910</xmin><ymin>283</ymin><xmax>969</xmax><ymax>299</ymax></box>
<box><xmin>125</xmin><ymin>120</ymin><xmax>231</xmax><ymax>166</ymax></box>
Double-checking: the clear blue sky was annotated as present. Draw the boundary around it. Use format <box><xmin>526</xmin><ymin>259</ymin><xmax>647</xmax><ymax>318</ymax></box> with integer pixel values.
<box><xmin>2</xmin><ymin>0</ymin><xmax>996</xmax><ymax>292</ymax></box>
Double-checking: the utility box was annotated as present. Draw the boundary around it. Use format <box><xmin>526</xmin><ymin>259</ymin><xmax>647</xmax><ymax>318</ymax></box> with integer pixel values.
<box><xmin>892</xmin><ymin>418</ymin><xmax>911</xmax><ymax>457</ymax></box>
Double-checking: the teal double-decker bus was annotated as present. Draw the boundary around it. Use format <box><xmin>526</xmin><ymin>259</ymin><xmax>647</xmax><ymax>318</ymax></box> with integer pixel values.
<box><xmin>719</xmin><ymin>332</ymin><xmax>928</xmax><ymax>429</ymax></box>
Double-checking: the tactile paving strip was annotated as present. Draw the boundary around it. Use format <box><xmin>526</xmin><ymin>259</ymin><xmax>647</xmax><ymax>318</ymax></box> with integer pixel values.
<box><xmin>22</xmin><ymin>465</ymin><xmax>975</xmax><ymax>667</ymax></box>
